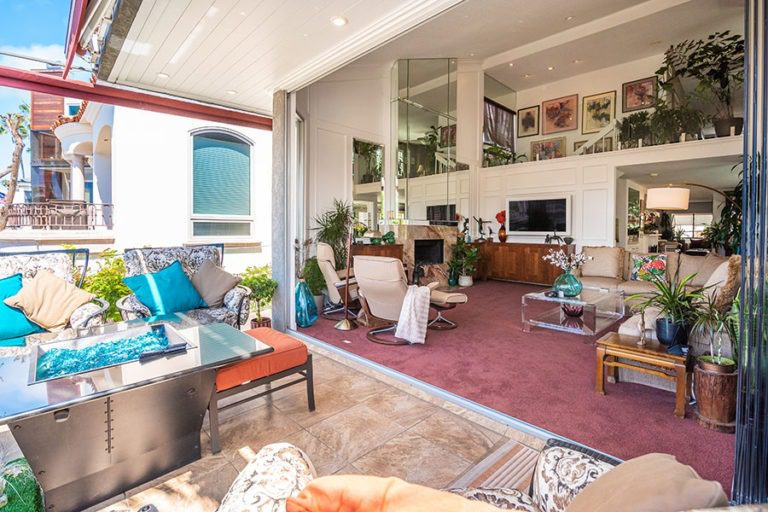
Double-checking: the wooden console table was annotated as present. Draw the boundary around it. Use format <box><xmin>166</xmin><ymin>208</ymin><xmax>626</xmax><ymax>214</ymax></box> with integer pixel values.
<box><xmin>473</xmin><ymin>242</ymin><xmax>572</xmax><ymax>286</ymax></box>
<box><xmin>595</xmin><ymin>332</ymin><xmax>691</xmax><ymax>418</ymax></box>
<box><xmin>351</xmin><ymin>243</ymin><xmax>403</xmax><ymax>260</ymax></box>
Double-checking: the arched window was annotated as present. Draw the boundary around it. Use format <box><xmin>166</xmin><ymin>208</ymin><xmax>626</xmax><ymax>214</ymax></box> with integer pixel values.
<box><xmin>191</xmin><ymin>130</ymin><xmax>252</xmax><ymax>238</ymax></box>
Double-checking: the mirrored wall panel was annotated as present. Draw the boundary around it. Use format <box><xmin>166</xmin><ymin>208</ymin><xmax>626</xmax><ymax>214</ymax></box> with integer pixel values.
<box><xmin>391</xmin><ymin>58</ymin><xmax>459</xmax><ymax>224</ymax></box>
<box><xmin>352</xmin><ymin>139</ymin><xmax>384</xmax><ymax>234</ymax></box>
<box><xmin>483</xmin><ymin>74</ymin><xmax>518</xmax><ymax>167</ymax></box>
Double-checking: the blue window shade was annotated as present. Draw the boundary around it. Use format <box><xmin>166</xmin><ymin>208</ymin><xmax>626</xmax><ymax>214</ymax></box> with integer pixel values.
<box><xmin>193</xmin><ymin>133</ymin><xmax>251</xmax><ymax>216</ymax></box>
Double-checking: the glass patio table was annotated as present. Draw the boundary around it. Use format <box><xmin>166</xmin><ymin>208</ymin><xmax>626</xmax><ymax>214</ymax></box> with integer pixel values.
<box><xmin>521</xmin><ymin>287</ymin><xmax>625</xmax><ymax>336</ymax></box>
<box><xmin>0</xmin><ymin>313</ymin><xmax>272</xmax><ymax>512</ymax></box>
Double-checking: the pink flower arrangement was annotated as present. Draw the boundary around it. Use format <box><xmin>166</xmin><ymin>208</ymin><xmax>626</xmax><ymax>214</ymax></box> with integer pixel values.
<box><xmin>542</xmin><ymin>249</ymin><xmax>591</xmax><ymax>271</ymax></box>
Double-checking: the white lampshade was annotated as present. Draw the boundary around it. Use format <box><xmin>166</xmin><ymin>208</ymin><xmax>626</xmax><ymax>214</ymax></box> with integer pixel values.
<box><xmin>646</xmin><ymin>187</ymin><xmax>690</xmax><ymax>211</ymax></box>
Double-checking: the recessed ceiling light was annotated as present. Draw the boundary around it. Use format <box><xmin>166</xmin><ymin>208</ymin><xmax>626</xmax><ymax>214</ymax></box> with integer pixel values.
<box><xmin>157</xmin><ymin>72</ymin><xmax>170</xmax><ymax>79</ymax></box>
<box><xmin>565</xmin><ymin>16</ymin><xmax>574</xmax><ymax>21</ymax></box>
<box><xmin>508</xmin><ymin>62</ymin><xmax>514</xmax><ymax>67</ymax></box>
<box><xmin>524</xmin><ymin>74</ymin><xmax>532</xmax><ymax>78</ymax></box>
<box><xmin>469</xmin><ymin>53</ymin><xmax>475</xmax><ymax>57</ymax></box>
<box><xmin>303</xmin><ymin>33</ymin><xmax>309</xmax><ymax>37</ymax></box>
<box><xmin>572</xmin><ymin>59</ymin><xmax>582</xmax><ymax>64</ymax></box>
<box><xmin>650</xmin><ymin>172</ymin><xmax>659</xmax><ymax>177</ymax></box>
<box><xmin>239</xmin><ymin>11</ymin><xmax>246</xmax><ymax>16</ymax></box>
<box><xmin>547</xmin><ymin>66</ymin><xmax>554</xmax><ymax>71</ymax></box>
<box><xmin>330</xmin><ymin>16</ymin><xmax>348</xmax><ymax>26</ymax></box>
<box><xmin>226</xmin><ymin>90</ymin><xmax>238</xmax><ymax>95</ymax></box>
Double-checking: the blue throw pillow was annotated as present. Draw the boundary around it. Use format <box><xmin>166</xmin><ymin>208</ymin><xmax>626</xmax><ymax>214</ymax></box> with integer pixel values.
<box><xmin>0</xmin><ymin>274</ymin><xmax>45</xmax><ymax>342</ymax></box>
<box><xmin>123</xmin><ymin>261</ymin><xmax>207</xmax><ymax>316</ymax></box>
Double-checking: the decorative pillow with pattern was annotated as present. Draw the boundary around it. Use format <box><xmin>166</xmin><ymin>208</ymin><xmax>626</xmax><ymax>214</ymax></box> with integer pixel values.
<box><xmin>631</xmin><ymin>254</ymin><xmax>667</xmax><ymax>281</ymax></box>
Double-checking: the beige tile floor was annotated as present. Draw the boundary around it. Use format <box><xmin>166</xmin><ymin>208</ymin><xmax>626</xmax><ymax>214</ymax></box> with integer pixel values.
<box><xmin>1</xmin><ymin>346</ymin><xmax>545</xmax><ymax>512</ymax></box>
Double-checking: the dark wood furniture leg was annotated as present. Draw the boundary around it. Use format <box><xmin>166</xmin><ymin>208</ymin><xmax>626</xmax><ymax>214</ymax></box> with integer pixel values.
<box><xmin>674</xmin><ymin>361</ymin><xmax>687</xmax><ymax>419</ymax></box>
<box><xmin>596</xmin><ymin>345</ymin><xmax>607</xmax><ymax>395</ymax></box>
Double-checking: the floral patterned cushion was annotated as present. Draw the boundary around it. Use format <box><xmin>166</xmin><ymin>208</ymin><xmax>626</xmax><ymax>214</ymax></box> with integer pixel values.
<box><xmin>449</xmin><ymin>488</ymin><xmax>539</xmax><ymax>511</ymax></box>
<box><xmin>630</xmin><ymin>254</ymin><xmax>667</xmax><ymax>282</ymax></box>
<box><xmin>532</xmin><ymin>445</ymin><xmax>615</xmax><ymax>512</ymax></box>
<box><xmin>0</xmin><ymin>253</ymin><xmax>74</xmax><ymax>284</ymax></box>
<box><xmin>123</xmin><ymin>246</ymin><xmax>222</xmax><ymax>278</ymax></box>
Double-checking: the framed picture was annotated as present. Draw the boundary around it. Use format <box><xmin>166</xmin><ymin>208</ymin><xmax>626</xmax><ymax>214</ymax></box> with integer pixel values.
<box><xmin>622</xmin><ymin>77</ymin><xmax>657</xmax><ymax>112</ymax></box>
<box><xmin>530</xmin><ymin>137</ymin><xmax>567</xmax><ymax>160</ymax></box>
<box><xmin>582</xmin><ymin>137</ymin><xmax>613</xmax><ymax>154</ymax></box>
<box><xmin>440</xmin><ymin>124</ymin><xmax>456</xmax><ymax>146</ymax></box>
<box><xmin>573</xmin><ymin>140</ymin><xmax>587</xmax><ymax>152</ymax></box>
<box><xmin>582</xmin><ymin>91</ymin><xmax>616</xmax><ymax>134</ymax></box>
<box><xmin>541</xmin><ymin>94</ymin><xmax>578</xmax><ymax>134</ymax></box>
<box><xmin>517</xmin><ymin>106</ymin><xmax>539</xmax><ymax>138</ymax></box>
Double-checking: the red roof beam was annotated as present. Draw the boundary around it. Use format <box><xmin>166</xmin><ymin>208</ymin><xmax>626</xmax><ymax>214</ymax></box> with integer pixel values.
<box><xmin>63</xmin><ymin>0</ymin><xmax>88</xmax><ymax>80</ymax></box>
<box><xmin>0</xmin><ymin>65</ymin><xmax>272</xmax><ymax>130</ymax></box>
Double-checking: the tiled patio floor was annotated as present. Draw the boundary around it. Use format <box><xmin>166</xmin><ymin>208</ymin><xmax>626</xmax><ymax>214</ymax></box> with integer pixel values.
<box><xmin>0</xmin><ymin>345</ymin><xmax>543</xmax><ymax>512</ymax></box>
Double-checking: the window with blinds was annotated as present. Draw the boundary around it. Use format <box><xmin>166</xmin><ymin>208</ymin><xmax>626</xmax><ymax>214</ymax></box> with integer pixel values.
<box><xmin>191</xmin><ymin>131</ymin><xmax>252</xmax><ymax>237</ymax></box>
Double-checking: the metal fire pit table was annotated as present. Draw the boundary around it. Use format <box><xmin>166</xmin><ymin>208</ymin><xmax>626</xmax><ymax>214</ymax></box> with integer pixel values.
<box><xmin>0</xmin><ymin>314</ymin><xmax>272</xmax><ymax>512</ymax></box>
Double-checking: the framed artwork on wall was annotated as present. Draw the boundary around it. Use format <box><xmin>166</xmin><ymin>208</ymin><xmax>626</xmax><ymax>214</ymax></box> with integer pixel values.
<box><xmin>531</xmin><ymin>137</ymin><xmax>567</xmax><ymax>160</ymax></box>
<box><xmin>541</xmin><ymin>94</ymin><xmax>578</xmax><ymax>134</ymax></box>
<box><xmin>582</xmin><ymin>91</ymin><xmax>616</xmax><ymax>134</ymax></box>
<box><xmin>622</xmin><ymin>77</ymin><xmax>657</xmax><ymax>112</ymax></box>
<box><xmin>581</xmin><ymin>137</ymin><xmax>614</xmax><ymax>154</ymax></box>
<box><xmin>574</xmin><ymin>140</ymin><xmax>587</xmax><ymax>152</ymax></box>
<box><xmin>517</xmin><ymin>105</ymin><xmax>539</xmax><ymax>137</ymax></box>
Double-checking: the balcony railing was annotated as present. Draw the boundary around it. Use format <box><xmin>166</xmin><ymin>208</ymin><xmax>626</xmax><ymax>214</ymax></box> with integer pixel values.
<box><xmin>6</xmin><ymin>201</ymin><xmax>114</xmax><ymax>230</ymax></box>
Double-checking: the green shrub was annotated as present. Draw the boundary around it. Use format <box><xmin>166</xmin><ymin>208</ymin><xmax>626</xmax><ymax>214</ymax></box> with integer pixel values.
<box><xmin>82</xmin><ymin>249</ymin><xmax>130</xmax><ymax>322</ymax></box>
<box><xmin>302</xmin><ymin>257</ymin><xmax>325</xmax><ymax>296</ymax></box>
<box><xmin>241</xmin><ymin>265</ymin><xmax>278</xmax><ymax>321</ymax></box>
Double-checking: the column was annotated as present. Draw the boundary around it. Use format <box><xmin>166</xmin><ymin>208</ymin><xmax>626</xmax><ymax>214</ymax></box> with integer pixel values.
<box><xmin>69</xmin><ymin>154</ymin><xmax>86</xmax><ymax>201</ymax></box>
<box><xmin>271</xmin><ymin>90</ymin><xmax>290</xmax><ymax>331</ymax></box>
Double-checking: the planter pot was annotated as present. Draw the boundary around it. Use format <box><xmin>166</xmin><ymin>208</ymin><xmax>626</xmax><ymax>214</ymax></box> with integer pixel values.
<box><xmin>713</xmin><ymin>117</ymin><xmax>744</xmax><ymax>137</ymax></box>
<box><xmin>250</xmin><ymin>317</ymin><xmax>272</xmax><ymax>329</ymax></box>
<box><xmin>458</xmin><ymin>275</ymin><xmax>473</xmax><ymax>287</ymax></box>
<box><xmin>655</xmin><ymin>317</ymin><xmax>688</xmax><ymax>346</ymax></box>
<box><xmin>313</xmin><ymin>294</ymin><xmax>324</xmax><ymax>313</ymax></box>
<box><xmin>694</xmin><ymin>363</ymin><xmax>737</xmax><ymax>433</ymax></box>
<box><xmin>497</xmin><ymin>226</ymin><xmax>508</xmax><ymax>243</ymax></box>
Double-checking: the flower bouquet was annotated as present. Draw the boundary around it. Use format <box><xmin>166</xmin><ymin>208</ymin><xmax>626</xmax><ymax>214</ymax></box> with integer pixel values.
<box><xmin>542</xmin><ymin>249</ymin><xmax>590</xmax><ymax>271</ymax></box>
<box><xmin>495</xmin><ymin>210</ymin><xmax>507</xmax><ymax>242</ymax></box>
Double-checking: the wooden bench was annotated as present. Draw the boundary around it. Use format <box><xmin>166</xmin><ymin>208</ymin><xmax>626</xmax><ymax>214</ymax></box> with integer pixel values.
<box><xmin>209</xmin><ymin>328</ymin><xmax>315</xmax><ymax>453</ymax></box>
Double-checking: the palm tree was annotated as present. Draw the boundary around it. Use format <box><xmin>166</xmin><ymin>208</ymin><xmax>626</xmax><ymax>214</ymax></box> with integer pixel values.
<box><xmin>0</xmin><ymin>104</ymin><xmax>30</xmax><ymax>231</ymax></box>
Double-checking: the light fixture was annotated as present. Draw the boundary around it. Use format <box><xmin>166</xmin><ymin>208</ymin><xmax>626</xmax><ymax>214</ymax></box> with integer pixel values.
<box><xmin>508</xmin><ymin>62</ymin><xmax>514</xmax><ymax>67</ymax></box>
<box><xmin>469</xmin><ymin>53</ymin><xmax>475</xmax><ymax>57</ymax></box>
<box><xmin>572</xmin><ymin>59</ymin><xmax>582</xmax><ymax>64</ymax></box>
<box><xmin>157</xmin><ymin>72</ymin><xmax>170</xmax><ymax>79</ymax></box>
<box><xmin>330</xmin><ymin>15</ymin><xmax>348</xmax><ymax>26</ymax></box>
<box><xmin>547</xmin><ymin>66</ymin><xmax>554</xmax><ymax>71</ymax></box>
<box><xmin>226</xmin><ymin>89</ymin><xmax>238</xmax><ymax>95</ymax></box>
<box><xmin>646</xmin><ymin>187</ymin><xmax>690</xmax><ymax>211</ymax></box>
<box><xmin>565</xmin><ymin>16</ymin><xmax>574</xmax><ymax>21</ymax></box>
<box><xmin>524</xmin><ymin>74</ymin><xmax>532</xmax><ymax>78</ymax></box>
<box><xmin>650</xmin><ymin>172</ymin><xmax>659</xmax><ymax>177</ymax></box>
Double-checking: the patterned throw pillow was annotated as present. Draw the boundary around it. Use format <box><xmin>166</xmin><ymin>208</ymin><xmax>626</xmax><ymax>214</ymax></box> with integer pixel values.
<box><xmin>631</xmin><ymin>254</ymin><xmax>667</xmax><ymax>281</ymax></box>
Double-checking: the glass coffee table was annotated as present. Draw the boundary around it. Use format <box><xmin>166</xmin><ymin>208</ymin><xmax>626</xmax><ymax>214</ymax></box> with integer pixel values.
<box><xmin>521</xmin><ymin>287</ymin><xmax>625</xmax><ymax>336</ymax></box>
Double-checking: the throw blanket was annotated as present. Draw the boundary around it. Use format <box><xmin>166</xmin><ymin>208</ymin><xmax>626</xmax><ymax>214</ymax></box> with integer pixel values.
<box><xmin>395</xmin><ymin>285</ymin><xmax>430</xmax><ymax>344</ymax></box>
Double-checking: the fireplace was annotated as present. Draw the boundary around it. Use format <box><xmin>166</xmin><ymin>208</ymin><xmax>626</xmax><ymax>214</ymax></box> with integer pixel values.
<box><xmin>414</xmin><ymin>239</ymin><xmax>444</xmax><ymax>265</ymax></box>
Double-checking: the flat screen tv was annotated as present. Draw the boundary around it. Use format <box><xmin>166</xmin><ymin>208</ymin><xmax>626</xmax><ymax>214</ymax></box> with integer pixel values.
<box><xmin>507</xmin><ymin>196</ymin><xmax>569</xmax><ymax>234</ymax></box>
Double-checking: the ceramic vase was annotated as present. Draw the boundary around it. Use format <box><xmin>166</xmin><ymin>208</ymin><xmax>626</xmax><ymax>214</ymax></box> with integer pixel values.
<box><xmin>497</xmin><ymin>226</ymin><xmax>507</xmax><ymax>243</ymax></box>
<box><xmin>553</xmin><ymin>269</ymin><xmax>582</xmax><ymax>297</ymax></box>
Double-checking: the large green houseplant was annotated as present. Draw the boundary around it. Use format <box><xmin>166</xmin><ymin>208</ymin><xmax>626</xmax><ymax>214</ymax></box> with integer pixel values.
<box><xmin>241</xmin><ymin>265</ymin><xmax>278</xmax><ymax>327</ymax></box>
<box><xmin>628</xmin><ymin>273</ymin><xmax>703</xmax><ymax>346</ymax></box>
<box><xmin>302</xmin><ymin>256</ymin><xmax>326</xmax><ymax>312</ymax></box>
<box><xmin>657</xmin><ymin>31</ymin><xmax>745</xmax><ymax>136</ymax></box>
<box><xmin>82</xmin><ymin>248</ymin><xmax>131</xmax><ymax>322</ymax></box>
<box><xmin>314</xmin><ymin>199</ymin><xmax>354</xmax><ymax>270</ymax></box>
<box><xmin>450</xmin><ymin>238</ymin><xmax>479</xmax><ymax>287</ymax></box>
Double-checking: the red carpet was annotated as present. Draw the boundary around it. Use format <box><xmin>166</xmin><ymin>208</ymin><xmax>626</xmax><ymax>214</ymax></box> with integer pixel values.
<box><xmin>300</xmin><ymin>280</ymin><xmax>734</xmax><ymax>491</ymax></box>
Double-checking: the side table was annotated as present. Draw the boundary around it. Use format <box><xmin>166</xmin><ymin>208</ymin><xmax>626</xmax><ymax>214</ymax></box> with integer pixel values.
<box><xmin>595</xmin><ymin>332</ymin><xmax>691</xmax><ymax>418</ymax></box>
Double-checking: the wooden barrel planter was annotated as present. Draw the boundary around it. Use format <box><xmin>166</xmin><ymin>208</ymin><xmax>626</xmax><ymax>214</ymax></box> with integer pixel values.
<box><xmin>250</xmin><ymin>317</ymin><xmax>272</xmax><ymax>329</ymax></box>
<box><xmin>694</xmin><ymin>364</ymin><xmax>737</xmax><ymax>433</ymax></box>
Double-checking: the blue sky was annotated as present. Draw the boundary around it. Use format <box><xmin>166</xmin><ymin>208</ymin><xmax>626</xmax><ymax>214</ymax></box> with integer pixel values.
<box><xmin>0</xmin><ymin>0</ymin><xmax>72</xmax><ymax>191</ymax></box>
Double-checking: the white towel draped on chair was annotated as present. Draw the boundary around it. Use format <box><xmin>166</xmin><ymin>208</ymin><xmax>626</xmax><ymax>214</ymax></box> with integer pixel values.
<box><xmin>395</xmin><ymin>285</ymin><xmax>431</xmax><ymax>344</ymax></box>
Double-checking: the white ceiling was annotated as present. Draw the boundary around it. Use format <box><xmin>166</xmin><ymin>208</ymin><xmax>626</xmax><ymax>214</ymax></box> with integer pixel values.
<box><xmin>102</xmin><ymin>0</ymin><xmax>462</xmax><ymax>115</ymax></box>
<box><xmin>618</xmin><ymin>155</ymin><xmax>742</xmax><ymax>199</ymax></box>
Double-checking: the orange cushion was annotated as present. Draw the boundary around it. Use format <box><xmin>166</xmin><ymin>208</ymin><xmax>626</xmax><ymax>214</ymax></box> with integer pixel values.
<box><xmin>215</xmin><ymin>328</ymin><xmax>308</xmax><ymax>391</ymax></box>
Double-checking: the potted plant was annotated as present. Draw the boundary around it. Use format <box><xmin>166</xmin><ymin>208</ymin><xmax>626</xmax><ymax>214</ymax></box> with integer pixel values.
<box><xmin>302</xmin><ymin>257</ymin><xmax>326</xmax><ymax>312</ymax></box>
<box><xmin>542</xmin><ymin>248</ymin><xmax>590</xmax><ymax>297</ymax></box>
<box><xmin>450</xmin><ymin>238</ymin><xmax>479</xmax><ymax>287</ymax></box>
<box><xmin>314</xmin><ymin>199</ymin><xmax>354</xmax><ymax>270</ymax></box>
<box><xmin>628</xmin><ymin>273</ymin><xmax>703</xmax><ymax>346</ymax></box>
<box><xmin>657</xmin><ymin>31</ymin><xmax>745</xmax><ymax>137</ymax></box>
<box><xmin>691</xmin><ymin>291</ymin><xmax>738</xmax><ymax>431</ymax></box>
<box><xmin>82</xmin><ymin>248</ymin><xmax>131</xmax><ymax>322</ymax></box>
<box><xmin>617</xmin><ymin>111</ymin><xmax>651</xmax><ymax>148</ymax></box>
<box><xmin>240</xmin><ymin>265</ymin><xmax>278</xmax><ymax>328</ymax></box>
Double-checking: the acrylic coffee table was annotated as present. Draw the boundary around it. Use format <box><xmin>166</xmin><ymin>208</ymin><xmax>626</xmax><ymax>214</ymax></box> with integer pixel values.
<box><xmin>521</xmin><ymin>287</ymin><xmax>625</xmax><ymax>336</ymax></box>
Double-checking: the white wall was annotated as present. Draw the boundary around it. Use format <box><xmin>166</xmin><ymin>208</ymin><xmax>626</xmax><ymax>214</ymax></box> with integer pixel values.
<box><xmin>110</xmin><ymin>106</ymin><xmax>272</xmax><ymax>272</ymax></box>
<box><xmin>514</xmin><ymin>54</ymin><xmax>664</xmax><ymax>158</ymax></box>
<box><xmin>304</xmin><ymin>67</ymin><xmax>390</xmax><ymax>222</ymax></box>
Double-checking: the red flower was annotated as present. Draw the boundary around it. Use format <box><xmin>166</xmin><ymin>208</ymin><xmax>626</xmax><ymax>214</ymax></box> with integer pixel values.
<box><xmin>495</xmin><ymin>210</ymin><xmax>506</xmax><ymax>225</ymax></box>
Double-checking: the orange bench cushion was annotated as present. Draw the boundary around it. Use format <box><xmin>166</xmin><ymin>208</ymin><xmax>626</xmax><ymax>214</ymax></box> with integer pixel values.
<box><xmin>215</xmin><ymin>327</ymin><xmax>308</xmax><ymax>392</ymax></box>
